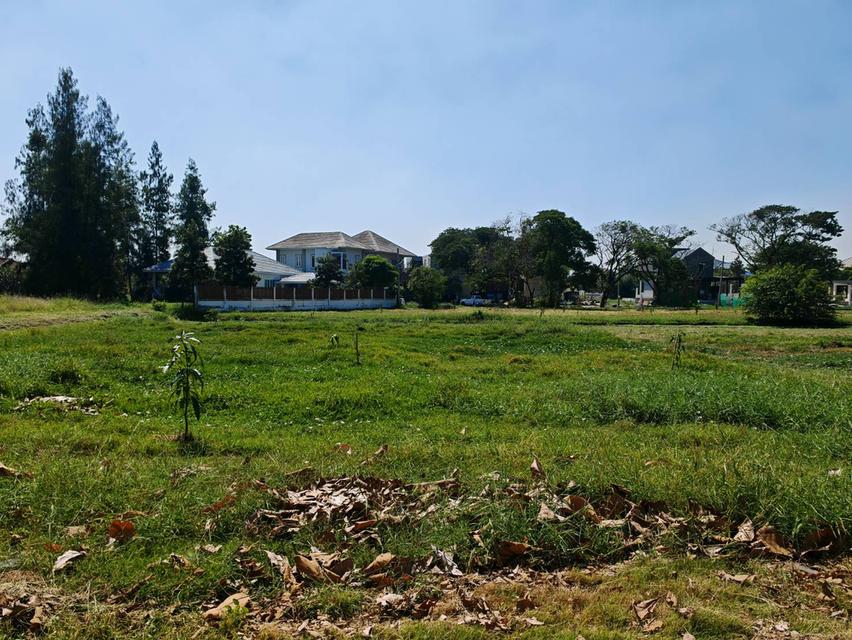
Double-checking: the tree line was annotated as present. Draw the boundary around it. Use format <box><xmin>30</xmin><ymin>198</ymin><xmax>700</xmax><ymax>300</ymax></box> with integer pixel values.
<box><xmin>0</xmin><ymin>68</ymin><xmax>259</xmax><ymax>300</ymax></box>
<box><xmin>408</xmin><ymin>205</ymin><xmax>844</xmax><ymax>322</ymax></box>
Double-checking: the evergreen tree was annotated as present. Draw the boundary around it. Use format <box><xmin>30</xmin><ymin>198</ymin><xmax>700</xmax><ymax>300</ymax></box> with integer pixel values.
<box><xmin>212</xmin><ymin>225</ymin><xmax>257</xmax><ymax>286</ymax></box>
<box><xmin>2</xmin><ymin>68</ymin><xmax>138</xmax><ymax>298</ymax></box>
<box><xmin>138</xmin><ymin>141</ymin><xmax>174</xmax><ymax>266</ymax></box>
<box><xmin>170</xmin><ymin>159</ymin><xmax>215</xmax><ymax>298</ymax></box>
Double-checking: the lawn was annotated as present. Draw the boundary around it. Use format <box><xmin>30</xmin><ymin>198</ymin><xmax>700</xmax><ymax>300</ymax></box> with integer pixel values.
<box><xmin>0</xmin><ymin>302</ymin><xmax>849</xmax><ymax>638</ymax></box>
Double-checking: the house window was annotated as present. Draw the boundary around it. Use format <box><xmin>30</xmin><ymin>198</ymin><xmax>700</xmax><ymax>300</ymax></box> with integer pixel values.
<box><xmin>281</xmin><ymin>254</ymin><xmax>288</xmax><ymax>265</ymax></box>
<box><xmin>331</xmin><ymin>251</ymin><xmax>348</xmax><ymax>270</ymax></box>
<box><xmin>296</xmin><ymin>253</ymin><xmax>302</xmax><ymax>267</ymax></box>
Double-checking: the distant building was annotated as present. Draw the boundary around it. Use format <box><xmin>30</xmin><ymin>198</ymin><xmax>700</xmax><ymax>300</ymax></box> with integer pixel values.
<box><xmin>143</xmin><ymin>247</ymin><xmax>299</xmax><ymax>294</ymax></box>
<box><xmin>266</xmin><ymin>230</ymin><xmax>416</xmax><ymax>285</ymax></box>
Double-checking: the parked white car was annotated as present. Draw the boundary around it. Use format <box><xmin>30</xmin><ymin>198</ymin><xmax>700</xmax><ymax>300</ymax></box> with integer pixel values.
<box><xmin>459</xmin><ymin>295</ymin><xmax>488</xmax><ymax>306</ymax></box>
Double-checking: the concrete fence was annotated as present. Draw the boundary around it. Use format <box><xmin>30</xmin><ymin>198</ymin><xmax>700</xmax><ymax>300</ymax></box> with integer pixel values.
<box><xmin>194</xmin><ymin>284</ymin><xmax>396</xmax><ymax>311</ymax></box>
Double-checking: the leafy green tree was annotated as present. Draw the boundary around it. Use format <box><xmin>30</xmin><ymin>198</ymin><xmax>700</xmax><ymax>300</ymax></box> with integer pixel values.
<box><xmin>349</xmin><ymin>254</ymin><xmax>398</xmax><ymax>289</ymax></box>
<box><xmin>310</xmin><ymin>254</ymin><xmax>343</xmax><ymax>287</ymax></box>
<box><xmin>632</xmin><ymin>225</ymin><xmax>695</xmax><ymax>304</ymax></box>
<box><xmin>213</xmin><ymin>225</ymin><xmax>257</xmax><ymax>286</ymax></box>
<box><xmin>428</xmin><ymin>223</ymin><xmax>515</xmax><ymax>300</ymax></box>
<box><xmin>741</xmin><ymin>264</ymin><xmax>835</xmax><ymax>326</ymax></box>
<box><xmin>429</xmin><ymin>228</ymin><xmax>477</xmax><ymax>299</ymax></box>
<box><xmin>527</xmin><ymin>210</ymin><xmax>596</xmax><ymax>307</ymax></box>
<box><xmin>407</xmin><ymin>266</ymin><xmax>446</xmax><ymax>308</ymax></box>
<box><xmin>711</xmin><ymin>205</ymin><xmax>842</xmax><ymax>280</ymax></box>
<box><xmin>594</xmin><ymin>220</ymin><xmax>640</xmax><ymax>307</ymax></box>
<box><xmin>2</xmin><ymin>68</ymin><xmax>139</xmax><ymax>299</ymax></box>
<box><xmin>138</xmin><ymin>141</ymin><xmax>174</xmax><ymax>265</ymax></box>
<box><xmin>170</xmin><ymin>160</ymin><xmax>215</xmax><ymax>298</ymax></box>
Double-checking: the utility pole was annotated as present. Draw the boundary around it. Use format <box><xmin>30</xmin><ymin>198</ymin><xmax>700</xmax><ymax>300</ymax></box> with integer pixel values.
<box><xmin>716</xmin><ymin>255</ymin><xmax>725</xmax><ymax>310</ymax></box>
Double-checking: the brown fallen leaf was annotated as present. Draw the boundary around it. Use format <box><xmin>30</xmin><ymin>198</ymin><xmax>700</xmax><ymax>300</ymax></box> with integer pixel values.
<box><xmin>200</xmin><ymin>544</ymin><xmax>222</xmax><ymax>554</ymax></box>
<box><xmin>334</xmin><ymin>443</ymin><xmax>353</xmax><ymax>455</ymax></box>
<box><xmin>677</xmin><ymin>607</ymin><xmax>695</xmax><ymax>619</ymax></box>
<box><xmin>295</xmin><ymin>554</ymin><xmax>333</xmax><ymax>583</ymax></box>
<box><xmin>202</xmin><ymin>494</ymin><xmax>237</xmax><ymax>513</ymax></box>
<box><xmin>203</xmin><ymin>592</ymin><xmax>250</xmax><ymax>621</ymax></box>
<box><xmin>632</xmin><ymin>597</ymin><xmax>660</xmax><ymax>621</ymax></box>
<box><xmin>718</xmin><ymin>571</ymin><xmax>755</xmax><ymax>585</ymax></box>
<box><xmin>665</xmin><ymin>591</ymin><xmax>678</xmax><ymax>607</ymax></box>
<box><xmin>827</xmin><ymin>468</ymin><xmax>842</xmax><ymax>477</ymax></box>
<box><xmin>682</xmin><ymin>633</ymin><xmax>696</xmax><ymax>640</ymax></box>
<box><xmin>363</xmin><ymin>552</ymin><xmax>395</xmax><ymax>576</ymax></box>
<box><xmin>516</xmin><ymin>593</ymin><xmax>536</xmax><ymax>612</ymax></box>
<box><xmin>169</xmin><ymin>553</ymin><xmax>190</xmax><ymax>569</ymax></box>
<box><xmin>29</xmin><ymin>605</ymin><xmax>46</xmax><ymax>632</ymax></box>
<box><xmin>496</xmin><ymin>540</ymin><xmax>530</xmax><ymax>564</ymax></box>
<box><xmin>755</xmin><ymin>525</ymin><xmax>793</xmax><ymax>557</ymax></box>
<box><xmin>537</xmin><ymin>503</ymin><xmax>561</xmax><ymax>522</ymax></box>
<box><xmin>0</xmin><ymin>463</ymin><xmax>32</xmax><ymax>479</ymax></box>
<box><xmin>563</xmin><ymin>494</ymin><xmax>586</xmax><ymax>512</ymax></box>
<box><xmin>64</xmin><ymin>525</ymin><xmax>89</xmax><ymax>538</ymax></box>
<box><xmin>530</xmin><ymin>456</ymin><xmax>546</xmax><ymax>481</ymax></box>
<box><xmin>733</xmin><ymin>518</ymin><xmax>755</xmax><ymax>543</ymax></box>
<box><xmin>265</xmin><ymin>550</ymin><xmax>296</xmax><ymax>586</ymax></box>
<box><xmin>643</xmin><ymin>618</ymin><xmax>664</xmax><ymax>632</ymax></box>
<box><xmin>107</xmin><ymin>520</ymin><xmax>136</xmax><ymax>542</ymax></box>
<box><xmin>53</xmin><ymin>549</ymin><xmax>86</xmax><ymax>572</ymax></box>
<box><xmin>44</xmin><ymin>543</ymin><xmax>63</xmax><ymax>553</ymax></box>
<box><xmin>523</xmin><ymin>617</ymin><xmax>544</xmax><ymax>626</ymax></box>
<box><xmin>360</xmin><ymin>444</ymin><xmax>388</xmax><ymax>466</ymax></box>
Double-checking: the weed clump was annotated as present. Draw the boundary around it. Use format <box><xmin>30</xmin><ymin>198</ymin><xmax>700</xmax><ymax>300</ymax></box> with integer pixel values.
<box><xmin>48</xmin><ymin>358</ymin><xmax>84</xmax><ymax>385</ymax></box>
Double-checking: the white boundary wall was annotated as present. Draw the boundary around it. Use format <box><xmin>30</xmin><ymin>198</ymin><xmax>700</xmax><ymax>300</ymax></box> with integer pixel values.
<box><xmin>197</xmin><ymin>298</ymin><xmax>396</xmax><ymax>311</ymax></box>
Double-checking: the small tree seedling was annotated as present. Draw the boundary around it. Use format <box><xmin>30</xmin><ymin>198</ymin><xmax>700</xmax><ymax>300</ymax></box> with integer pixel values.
<box><xmin>163</xmin><ymin>331</ymin><xmax>204</xmax><ymax>441</ymax></box>
<box><xmin>670</xmin><ymin>329</ymin><xmax>686</xmax><ymax>369</ymax></box>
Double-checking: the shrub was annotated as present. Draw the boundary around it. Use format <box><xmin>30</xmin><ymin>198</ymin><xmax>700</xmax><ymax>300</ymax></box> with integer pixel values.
<box><xmin>151</xmin><ymin>300</ymin><xmax>167</xmax><ymax>312</ymax></box>
<box><xmin>741</xmin><ymin>264</ymin><xmax>836</xmax><ymax>326</ymax></box>
<box><xmin>406</xmin><ymin>266</ymin><xmax>446</xmax><ymax>309</ymax></box>
<box><xmin>172</xmin><ymin>305</ymin><xmax>218</xmax><ymax>322</ymax></box>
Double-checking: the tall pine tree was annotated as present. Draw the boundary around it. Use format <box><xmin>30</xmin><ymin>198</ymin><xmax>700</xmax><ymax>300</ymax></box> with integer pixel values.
<box><xmin>169</xmin><ymin>159</ymin><xmax>215</xmax><ymax>299</ymax></box>
<box><xmin>2</xmin><ymin>68</ymin><xmax>139</xmax><ymax>298</ymax></box>
<box><xmin>138</xmin><ymin>141</ymin><xmax>174</xmax><ymax>266</ymax></box>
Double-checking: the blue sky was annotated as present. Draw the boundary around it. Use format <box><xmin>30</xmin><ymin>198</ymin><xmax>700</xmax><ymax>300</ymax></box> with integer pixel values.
<box><xmin>2</xmin><ymin>0</ymin><xmax>851</xmax><ymax>259</ymax></box>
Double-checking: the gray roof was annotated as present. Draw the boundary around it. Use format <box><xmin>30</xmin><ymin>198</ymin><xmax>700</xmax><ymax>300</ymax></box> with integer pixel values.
<box><xmin>244</xmin><ymin>249</ymin><xmax>301</xmax><ymax>276</ymax></box>
<box><xmin>842</xmin><ymin>257</ymin><xmax>852</xmax><ymax>268</ymax></box>
<box><xmin>266</xmin><ymin>232</ymin><xmax>369</xmax><ymax>251</ymax></box>
<box><xmin>143</xmin><ymin>248</ymin><xmax>299</xmax><ymax>277</ymax></box>
<box><xmin>279</xmin><ymin>272</ymin><xmax>315</xmax><ymax>284</ymax></box>
<box><xmin>352</xmin><ymin>230</ymin><xmax>416</xmax><ymax>258</ymax></box>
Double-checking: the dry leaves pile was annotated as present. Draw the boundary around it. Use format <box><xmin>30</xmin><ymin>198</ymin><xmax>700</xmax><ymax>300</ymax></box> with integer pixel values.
<box><xmin>13</xmin><ymin>396</ymin><xmax>99</xmax><ymax>415</ymax></box>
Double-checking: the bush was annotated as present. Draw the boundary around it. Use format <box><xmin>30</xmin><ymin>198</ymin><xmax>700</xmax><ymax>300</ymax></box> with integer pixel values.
<box><xmin>741</xmin><ymin>264</ymin><xmax>836</xmax><ymax>326</ymax></box>
<box><xmin>151</xmin><ymin>300</ymin><xmax>167</xmax><ymax>312</ymax></box>
<box><xmin>406</xmin><ymin>266</ymin><xmax>446</xmax><ymax>309</ymax></box>
<box><xmin>172</xmin><ymin>305</ymin><xmax>219</xmax><ymax>322</ymax></box>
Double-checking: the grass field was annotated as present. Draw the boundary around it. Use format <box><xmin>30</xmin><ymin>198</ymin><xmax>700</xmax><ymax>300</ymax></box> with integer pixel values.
<box><xmin>0</xmin><ymin>300</ymin><xmax>850</xmax><ymax>638</ymax></box>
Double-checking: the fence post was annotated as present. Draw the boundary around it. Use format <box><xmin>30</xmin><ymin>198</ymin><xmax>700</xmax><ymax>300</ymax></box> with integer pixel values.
<box><xmin>193</xmin><ymin>284</ymin><xmax>198</xmax><ymax>307</ymax></box>
<box><xmin>250</xmin><ymin>286</ymin><xmax>254</xmax><ymax>311</ymax></box>
<box><xmin>223</xmin><ymin>286</ymin><xmax>228</xmax><ymax>310</ymax></box>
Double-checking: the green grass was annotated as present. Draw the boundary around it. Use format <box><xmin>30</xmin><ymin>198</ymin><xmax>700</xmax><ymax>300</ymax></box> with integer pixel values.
<box><xmin>0</xmin><ymin>304</ymin><xmax>850</xmax><ymax>638</ymax></box>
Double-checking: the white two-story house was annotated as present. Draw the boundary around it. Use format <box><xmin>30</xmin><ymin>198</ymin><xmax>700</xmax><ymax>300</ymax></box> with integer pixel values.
<box><xmin>266</xmin><ymin>230</ymin><xmax>415</xmax><ymax>284</ymax></box>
